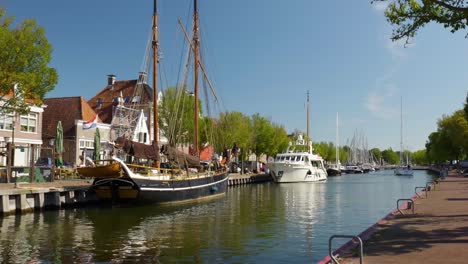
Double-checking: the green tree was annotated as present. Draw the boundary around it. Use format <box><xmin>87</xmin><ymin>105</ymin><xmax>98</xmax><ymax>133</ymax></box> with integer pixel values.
<box><xmin>429</xmin><ymin>110</ymin><xmax>468</xmax><ymax>161</ymax></box>
<box><xmin>313</xmin><ymin>142</ymin><xmax>329</xmax><ymax>160</ymax></box>
<box><xmin>438</xmin><ymin>110</ymin><xmax>468</xmax><ymax>160</ymax></box>
<box><xmin>327</xmin><ymin>142</ymin><xmax>337</xmax><ymax>162</ymax></box>
<box><xmin>216</xmin><ymin>111</ymin><xmax>252</xmax><ymax>159</ymax></box>
<box><xmin>0</xmin><ymin>9</ymin><xmax>58</xmax><ymax>114</ymax></box>
<box><xmin>340</xmin><ymin>146</ymin><xmax>351</xmax><ymax>163</ymax></box>
<box><xmin>370</xmin><ymin>148</ymin><xmax>382</xmax><ymax>164</ymax></box>
<box><xmin>426</xmin><ymin>131</ymin><xmax>451</xmax><ymax>163</ymax></box>
<box><xmin>372</xmin><ymin>0</ymin><xmax>468</xmax><ymax>43</ymax></box>
<box><xmin>412</xmin><ymin>149</ymin><xmax>428</xmax><ymax>165</ymax></box>
<box><xmin>382</xmin><ymin>148</ymin><xmax>399</xmax><ymax>164</ymax></box>
<box><xmin>199</xmin><ymin>116</ymin><xmax>215</xmax><ymax>147</ymax></box>
<box><xmin>250</xmin><ymin>113</ymin><xmax>276</xmax><ymax>159</ymax></box>
<box><xmin>464</xmin><ymin>92</ymin><xmax>468</xmax><ymax>121</ymax></box>
<box><xmin>270</xmin><ymin>123</ymin><xmax>290</xmax><ymax>157</ymax></box>
<box><xmin>159</xmin><ymin>87</ymin><xmax>197</xmax><ymax>146</ymax></box>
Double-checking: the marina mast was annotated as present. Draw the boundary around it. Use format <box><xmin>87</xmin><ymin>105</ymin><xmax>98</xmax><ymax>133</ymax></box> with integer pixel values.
<box><xmin>152</xmin><ymin>0</ymin><xmax>159</xmax><ymax>145</ymax></box>
<box><xmin>193</xmin><ymin>0</ymin><xmax>200</xmax><ymax>155</ymax></box>
<box><xmin>306</xmin><ymin>91</ymin><xmax>310</xmax><ymax>142</ymax></box>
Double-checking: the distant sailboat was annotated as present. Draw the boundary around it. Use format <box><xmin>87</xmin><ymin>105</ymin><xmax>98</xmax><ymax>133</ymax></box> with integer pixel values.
<box><xmin>327</xmin><ymin>112</ymin><xmax>341</xmax><ymax>176</ymax></box>
<box><xmin>395</xmin><ymin>97</ymin><xmax>413</xmax><ymax>176</ymax></box>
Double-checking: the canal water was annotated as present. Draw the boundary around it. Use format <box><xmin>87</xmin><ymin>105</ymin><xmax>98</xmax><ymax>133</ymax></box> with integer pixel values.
<box><xmin>0</xmin><ymin>169</ymin><xmax>435</xmax><ymax>263</ymax></box>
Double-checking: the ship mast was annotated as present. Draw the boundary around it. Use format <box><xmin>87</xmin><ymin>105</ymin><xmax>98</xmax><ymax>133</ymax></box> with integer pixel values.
<box><xmin>306</xmin><ymin>90</ymin><xmax>310</xmax><ymax>142</ymax></box>
<box><xmin>152</xmin><ymin>0</ymin><xmax>159</xmax><ymax>146</ymax></box>
<box><xmin>400</xmin><ymin>96</ymin><xmax>403</xmax><ymax>165</ymax></box>
<box><xmin>336</xmin><ymin>112</ymin><xmax>339</xmax><ymax>164</ymax></box>
<box><xmin>193</xmin><ymin>0</ymin><xmax>200</xmax><ymax>155</ymax></box>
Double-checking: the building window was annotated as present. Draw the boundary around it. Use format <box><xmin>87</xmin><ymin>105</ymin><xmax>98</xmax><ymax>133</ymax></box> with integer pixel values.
<box><xmin>79</xmin><ymin>140</ymin><xmax>94</xmax><ymax>149</ymax></box>
<box><xmin>138</xmin><ymin>132</ymin><xmax>147</xmax><ymax>143</ymax></box>
<box><xmin>20</xmin><ymin>113</ymin><xmax>37</xmax><ymax>132</ymax></box>
<box><xmin>0</xmin><ymin>113</ymin><xmax>15</xmax><ymax>130</ymax></box>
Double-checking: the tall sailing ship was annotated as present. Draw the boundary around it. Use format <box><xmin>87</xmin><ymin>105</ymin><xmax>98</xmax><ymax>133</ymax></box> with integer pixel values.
<box><xmin>79</xmin><ymin>0</ymin><xmax>229</xmax><ymax>203</ymax></box>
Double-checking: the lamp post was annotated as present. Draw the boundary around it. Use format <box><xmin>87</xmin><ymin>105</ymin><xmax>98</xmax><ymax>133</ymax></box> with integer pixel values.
<box><xmin>50</xmin><ymin>138</ymin><xmax>55</xmax><ymax>182</ymax></box>
<box><xmin>5</xmin><ymin>137</ymin><xmax>10</xmax><ymax>183</ymax></box>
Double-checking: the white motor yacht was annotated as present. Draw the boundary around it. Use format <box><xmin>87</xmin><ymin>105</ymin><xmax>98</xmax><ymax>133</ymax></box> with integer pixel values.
<box><xmin>268</xmin><ymin>135</ymin><xmax>327</xmax><ymax>183</ymax></box>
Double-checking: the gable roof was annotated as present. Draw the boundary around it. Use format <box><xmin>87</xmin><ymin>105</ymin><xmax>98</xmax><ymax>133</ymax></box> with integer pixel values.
<box><xmin>1</xmin><ymin>86</ymin><xmax>42</xmax><ymax>105</ymax></box>
<box><xmin>43</xmin><ymin>97</ymin><xmax>98</xmax><ymax>138</ymax></box>
<box><xmin>87</xmin><ymin>80</ymin><xmax>153</xmax><ymax>124</ymax></box>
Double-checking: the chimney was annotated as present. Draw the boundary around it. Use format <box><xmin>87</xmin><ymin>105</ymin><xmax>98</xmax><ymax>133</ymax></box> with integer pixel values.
<box><xmin>107</xmin><ymin>74</ymin><xmax>116</xmax><ymax>89</ymax></box>
<box><xmin>137</xmin><ymin>72</ymin><xmax>147</xmax><ymax>84</ymax></box>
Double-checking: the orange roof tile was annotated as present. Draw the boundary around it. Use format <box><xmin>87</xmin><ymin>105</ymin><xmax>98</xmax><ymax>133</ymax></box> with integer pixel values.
<box><xmin>43</xmin><ymin>97</ymin><xmax>98</xmax><ymax>138</ymax></box>
<box><xmin>87</xmin><ymin>80</ymin><xmax>153</xmax><ymax>124</ymax></box>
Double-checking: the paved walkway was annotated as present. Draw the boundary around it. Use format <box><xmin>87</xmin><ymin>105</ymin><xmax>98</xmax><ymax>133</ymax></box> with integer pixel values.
<box><xmin>0</xmin><ymin>180</ymin><xmax>92</xmax><ymax>191</ymax></box>
<box><xmin>336</xmin><ymin>174</ymin><xmax>468</xmax><ymax>264</ymax></box>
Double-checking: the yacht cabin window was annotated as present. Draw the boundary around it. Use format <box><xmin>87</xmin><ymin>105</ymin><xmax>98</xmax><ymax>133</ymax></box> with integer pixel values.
<box><xmin>311</xmin><ymin>160</ymin><xmax>321</xmax><ymax>168</ymax></box>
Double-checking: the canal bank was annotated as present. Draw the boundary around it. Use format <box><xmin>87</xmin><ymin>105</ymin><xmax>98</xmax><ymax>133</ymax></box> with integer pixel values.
<box><xmin>0</xmin><ymin>180</ymin><xmax>97</xmax><ymax>216</ymax></box>
<box><xmin>0</xmin><ymin>173</ymin><xmax>271</xmax><ymax>215</ymax></box>
<box><xmin>0</xmin><ymin>169</ymin><xmax>436</xmax><ymax>263</ymax></box>
<box><xmin>320</xmin><ymin>172</ymin><xmax>468</xmax><ymax>264</ymax></box>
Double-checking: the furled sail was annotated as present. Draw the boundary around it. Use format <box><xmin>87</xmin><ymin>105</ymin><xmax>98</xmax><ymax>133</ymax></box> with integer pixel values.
<box><xmin>115</xmin><ymin>136</ymin><xmax>160</xmax><ymax>161</ymax></box>
<box><xmin>161</xmin><ymin>145</ymin><xmax>200</xmax><ymax>168</ymax></box>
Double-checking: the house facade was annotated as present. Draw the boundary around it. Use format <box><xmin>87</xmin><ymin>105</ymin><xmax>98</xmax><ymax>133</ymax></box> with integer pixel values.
<box><xmin>88</xmin><ymin>74</ymin><xmax>155</xmax><ymax>142</ymax></box>
<box><xmin>0</xmin><ymin>105</ymin><xmax>45</xmax><ymax>167</ymax></box>
<box><xmin>0</xmin><ymin>83</ymin><xmax>45</xmax><ymax>168</ymax></box>
<box><xmin>42</xmin><ymin>97</ymin><xmax>111</xmax><ymax>167</ymax></box>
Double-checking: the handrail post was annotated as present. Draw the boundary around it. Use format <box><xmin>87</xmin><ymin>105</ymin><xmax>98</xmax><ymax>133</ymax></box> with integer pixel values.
<box><xmin>397</xmin><ymin>198</ymin><xmax>414</xmax><ymax>215</ymax></box>
<box><xmin>426</xmin><ymin>181</ymin><xmax>434</xmax><ymax>191</ymax></box>
<box><xmin>415</xmin><ymin>186</ymin><xmax>426</xmax><ymax>198</ymax></box>
<box><xmin>329</xmin><ymin>235</ymin><xmax>363</xmax><ymax>264</ymax></box>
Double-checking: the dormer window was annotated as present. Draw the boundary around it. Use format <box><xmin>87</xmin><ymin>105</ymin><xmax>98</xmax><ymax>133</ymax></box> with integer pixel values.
<box><xmin>138</xmin><ymin>132</ymin><xmax>147</xmax><ymax>143</ymax></box>
<box><xmin>97</xmin><ymin>98</ymin><xmax>103</xmax><ymax>109</ymax></box>
<box><xmin>132</xmin><ymin>96</ymin><xmax>140</xmax><ymax>103</ymax></box>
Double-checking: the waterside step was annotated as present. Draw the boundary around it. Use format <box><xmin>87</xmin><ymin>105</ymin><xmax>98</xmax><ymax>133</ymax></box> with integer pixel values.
<box><xmin>228</xmin><ymin>173</ymin><xmax>272</xmax><ymax>186</ymax></box>
<box><xmin>0</xmin><ymin>185</ymin><xmax>97</xmax><ymax>216</ymax></box>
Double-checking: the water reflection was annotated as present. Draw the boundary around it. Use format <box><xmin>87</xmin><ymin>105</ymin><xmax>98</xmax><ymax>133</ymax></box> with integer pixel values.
<box><xmin>0</xmin><ymin>170</ymin><xmax>434</xmax><ymax>263</ymax></box>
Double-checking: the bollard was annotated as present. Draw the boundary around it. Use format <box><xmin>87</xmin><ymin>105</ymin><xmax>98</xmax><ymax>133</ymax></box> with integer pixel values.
<box><xmin>407</xmin><ymin>202</ymin><xmax>412</xmax><ymax>210</ymax></box>
<box><xmin>397</xmin><ymin>199</ymin><xmax>415</xmax><ymax>215</ymax></box>
<box><xmin>14</xmin><ymin>171</ymin><xmax>18</xmax><ymax>188</ymax></box>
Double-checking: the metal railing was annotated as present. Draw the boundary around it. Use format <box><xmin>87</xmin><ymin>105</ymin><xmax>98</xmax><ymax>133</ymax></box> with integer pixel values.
<box><xmin>397</xmin><ymin>198</ymin><xmax>414</xmax><ymax>215</ymax></box>
<box><xmin>329</xmin><ymin>235</ymin><xmax>363</xmax><ymax>264</ymax></box>
<box><xmin>415</xmin><ymin>186</ymin><xmax>427</xmax><ymax>198</ymax></box>
<box><xmin>426</xmin><ymin>181</ymin><xmax>435</xmax><ymax>191</ymax></box>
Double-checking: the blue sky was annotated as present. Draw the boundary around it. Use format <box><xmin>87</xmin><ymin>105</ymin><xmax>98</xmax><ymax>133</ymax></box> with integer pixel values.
<box><xmin>3</xmin><ymin>0</ymin><xmax>468</xmax><ymax>151</ymax></box>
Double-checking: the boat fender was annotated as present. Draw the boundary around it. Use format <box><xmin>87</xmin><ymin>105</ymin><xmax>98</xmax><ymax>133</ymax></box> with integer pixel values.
<box><xmin>210</xmin><ymin>186</ymin><xmax>218</xmax><ymax>193</ymax></box>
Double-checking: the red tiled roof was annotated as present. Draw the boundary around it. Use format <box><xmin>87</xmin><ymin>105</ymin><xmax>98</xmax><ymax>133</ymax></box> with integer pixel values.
<box><xmin>43</xmin><ymin>97</ymin><xmax>98</xmax><ymax>138</ymax></box>
<box><xmin>87</xmin><ymin>80</ymin><xmax>153</xmax><ymax>124</ymax></box>
<box><xmin>1</xmin><ymin>89</ymin><xmax>42</xmax><ymax>104</ymax></box>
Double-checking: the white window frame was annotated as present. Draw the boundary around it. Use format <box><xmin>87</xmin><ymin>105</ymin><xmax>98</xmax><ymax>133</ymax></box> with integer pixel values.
<box><xmin>79</xmin><ymin>139</ymin><xmax>94</xmax><ymax>149</ymax></box>
<box><xmin>20</xmin><ymin>113</ymin><xmax>37</xmax><ymax>133</ymax></box>
<box><xmin>0</xmin><ymin>113</ymin><xmax>15</xmax><ymax>131</ymax></box>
